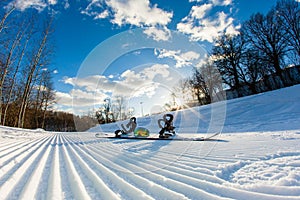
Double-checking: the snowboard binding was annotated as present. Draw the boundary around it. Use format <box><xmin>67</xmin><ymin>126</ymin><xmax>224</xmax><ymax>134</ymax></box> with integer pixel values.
<box><xmin>158</xmin><ymin>114</ymin><xmax>176</xmax><ymax>138</ymax></box>
<box><xmin>115</xmin><ymin>117</ymin><xmax>137</xmax><ymax>137</ymax></box>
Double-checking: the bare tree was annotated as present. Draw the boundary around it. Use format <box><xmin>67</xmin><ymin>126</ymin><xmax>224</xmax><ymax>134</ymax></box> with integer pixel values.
<box><xmin>212</xmin><ymin>33</ymin><xmax>245</xmax><ymax>97</ymax></box>
<box><xmin>0</xmin><ymin>18</ymin><xmax>26</xmax><ymax>124</ymax></box>
<box><xmin>0</xmin><ymin>3</ymin><xmax>15</xmax><ymax>33</ymax></box>
<box><xmin>200</xmin><ymin>59</ymin><xmax>225</xmax><ymax>101</ymax></box>
<box><xmin>189</xmin><ymin>67</ymin><xmax>211</xmax><ymax>105</ymax></box>
<box><xmin>240</xmin><ymin>49</ymin><xmax>266</xmax><ymax>94</ymax></box>
<box><xmin>18</xmin><ymin>17</ymin><xmax>53</xmax><ymax>128</ymax></box>
<box><xmin>242</xmin><ymin>10</ymin><xmax>290</xmax><ymax>86</ymax></box>
<box><xmin>1</xmin><ymin>22</ymin><xmax>30</xmax><ymax>125</ymax></box>
<box><xmin>172</xmin><ymin>79</ymin><xmax>194</xmax><ymax>107</ymax></box>
<box><xmin>40</xmin><ymin>70</ymin><xmax>55</xmax><ymax>129</ymax></box>
<box><xmin>32</xmin><ymin>69</ymin><xmax>49</xmax><ymax>128</ymax></box>
<box><xmin>96</xmin><ymin>98</ymin><xmax>116</xmax><ymax>124</ymax></box>
<box><xmin>276</xmin><ymin>0</ymin><xmax>300</xmax><ymax>63</ymax></box>
<box><xmin>112</xmin><ymin>95</ymin><xmax>126</xmax><ymax>120</ymax></box>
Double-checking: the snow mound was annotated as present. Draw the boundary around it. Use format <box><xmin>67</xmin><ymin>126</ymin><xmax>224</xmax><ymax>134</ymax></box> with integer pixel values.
<box><xmin>217</xmin><ymin>152</ymin><xmax>300</xmax><ymax>186</ymax></box>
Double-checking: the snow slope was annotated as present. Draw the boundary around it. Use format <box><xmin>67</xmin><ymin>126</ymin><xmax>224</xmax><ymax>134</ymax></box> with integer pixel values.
<box><xmin>0</xmin><ymin>85</ymin><xmax>300</xmax><ymax>200</ymax></box>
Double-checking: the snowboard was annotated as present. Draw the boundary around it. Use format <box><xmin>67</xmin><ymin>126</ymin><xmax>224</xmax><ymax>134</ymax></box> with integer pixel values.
<box><xmin>95</xmin><ymin>132</ymin><xmax>220</xmax><ymax>141</ymax></box>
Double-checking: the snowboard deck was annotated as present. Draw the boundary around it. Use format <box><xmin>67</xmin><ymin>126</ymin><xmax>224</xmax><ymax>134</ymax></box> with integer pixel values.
<box><xmin>95</xmin><ymin>132</ymin><xmax>220</xmax><ymax>141</ymax></box>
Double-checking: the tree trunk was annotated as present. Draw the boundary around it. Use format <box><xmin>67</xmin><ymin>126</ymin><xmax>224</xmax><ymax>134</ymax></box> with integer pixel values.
<box><xmin>0</xmin><ymin>6</ymin><xmax>15</xmax><ymax>33</ymax></box>
<box><xmin>18</xmin><ymin>20</ymin><xmax>51</xmax><ymax>128</ymax></box>
<box><xmin>0</xmin><ymin>29</ymin><xmax>22</xmax><ymax>124</ymax></box>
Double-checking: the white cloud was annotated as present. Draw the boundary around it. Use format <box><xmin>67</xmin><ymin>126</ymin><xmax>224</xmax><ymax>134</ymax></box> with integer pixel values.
<box><xmin>82</xmin><ymin>0</ymin><xmax>173</xmax><ymax>27</ymax></box>
<box><xmin>82</xmin><ymin>0</ymin><xmax>173</xmax><ymax>41</ymax></box>
<box><xmin>55</xmin><ymin>89</ymin><xmax>108</xmax><ymax>117</ymax></box>
<box><xmin>58</xmin><ymin>64</ymin><xmax>172</xmax><ymax>110</ymax></box>
<box><xmin>56</xmin><ymin>88</ymin><xmax>108</xmax><ymax>107</ymax></box>
<box><xmin>181</xmin><ymin>51</ymin><xmax>201</xmax><ymax>61</ymax></box>
<box><xmin>211</xmin><ymin>0</ymin><xmax>232</xmax><ymax>6</ymax></box>
<box><xmin>117</xmin><ymin>64</ymin><xmax>170</xmax><ymax>95</ymax></box>
<box><xmin>109</xmin><ymin>0</ymin><xmax>172</xmax><ymax>27</ymax></box>
<box><xmin>190</xmin><ymin>4</ymin><xmax>213</xmax><ymax>19</ymax></box>
<box><xmin>9</xmin><ymin>0</ymin><xmax>47</xmax><ymax>12</ymax></box>
<box><xmin>56</xmin><ymin>63</ymin><xmax>185</xmax><ymax>115</ymax></box>
<box><xmin>94</xmin><ymin>10</ymin><xmax>109</xmax><ymax>19</ymax></box>
<box><xmin>71</xmin><ymin>89</ymin><xmax>108</xmax><ymax>106</ymax></box>
<box><xmin>143</xmin><ymin>27</ymin><xmax>171</xmax><ymax>41</ymax></box>
<box><xmin>7</xmin><ymin>0</ymin><xmax>62</xmax><ymax>11</ymax></box>
<box><xmin>63</xmin><ymin>75</ymin><xmax>110</xmax><ymax>91</ymax></box>
<box><xmin>130</xmin><ymin>82</ymin><xmax>160</xmax><ymax>98</ymax></box>
<box><xmin>155</xmin><ymin>49</ymin><xmax>201</xmax><ymax>68</ymax></box>
<box><xmin>177</xmin><ymin>0</ymin><xmax>239</xmax><ymax>42</ymax></box>
<box><xmin>143</xmin><ymin>64</ymin><xmax>170</xmax><ymax>80</ymax></box>
<box><xmin>55</xmin><ymin>91</ymin><xmax>73</xmax><ymax>106</ymax></box>
<box><xmin>189</xmin><ymin>0</ymin><xmax>232</xmax><ymax>6</ymax></box>
<box><xmin>48</xmin><ymin>0</ymin><xmax>57</xmax><ymax>5</ymax></box>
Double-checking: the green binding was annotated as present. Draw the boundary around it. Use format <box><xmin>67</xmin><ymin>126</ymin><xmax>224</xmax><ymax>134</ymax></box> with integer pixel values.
<box><xmin>134</xmin><ymin>127</ymin><xmax>150</xmax><ymax>137</ymax></box>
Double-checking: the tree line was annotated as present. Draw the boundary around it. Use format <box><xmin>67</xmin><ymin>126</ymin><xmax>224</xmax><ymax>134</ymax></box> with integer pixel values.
<box><xmin>182</xmin><ymin>0</ymin><xmax>300</xmax><ymax>106</ymax></box>
<box><xmin>0</xmin><ymin>3</ymin><xmax>55</xmax><ymax>129</ymax></box>
<box><xmin>0</xmin><ymin>2</ymin><xmax>97</xmax><ymax>131</ymax></box>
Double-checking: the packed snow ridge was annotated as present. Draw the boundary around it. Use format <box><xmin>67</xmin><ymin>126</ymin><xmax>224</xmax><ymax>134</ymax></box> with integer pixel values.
<box><xmin>0</xmin><ymin>85</ymin><xmax>300</xmax><ymax>200</ymax></box>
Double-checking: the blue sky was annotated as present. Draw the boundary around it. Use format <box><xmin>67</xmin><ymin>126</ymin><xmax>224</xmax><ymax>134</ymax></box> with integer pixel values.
<box><xmin>6</xmin><ymin>0</ymin><xmax>281</xmax><ymax>116</ymax></box>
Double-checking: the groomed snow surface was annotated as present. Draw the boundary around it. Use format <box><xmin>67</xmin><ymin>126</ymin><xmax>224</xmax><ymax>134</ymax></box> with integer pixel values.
<box><xmin>1</xmin><ymin>85</ymin><xmax>300</xmax><ymax>200</ymax></box>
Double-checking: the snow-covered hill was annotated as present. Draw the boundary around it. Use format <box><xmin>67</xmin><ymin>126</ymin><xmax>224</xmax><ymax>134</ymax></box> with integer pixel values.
<box><xmin>0</xmin><ymin>85</ymin><xmax>300</xmax><ymax>199</ymax></box>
